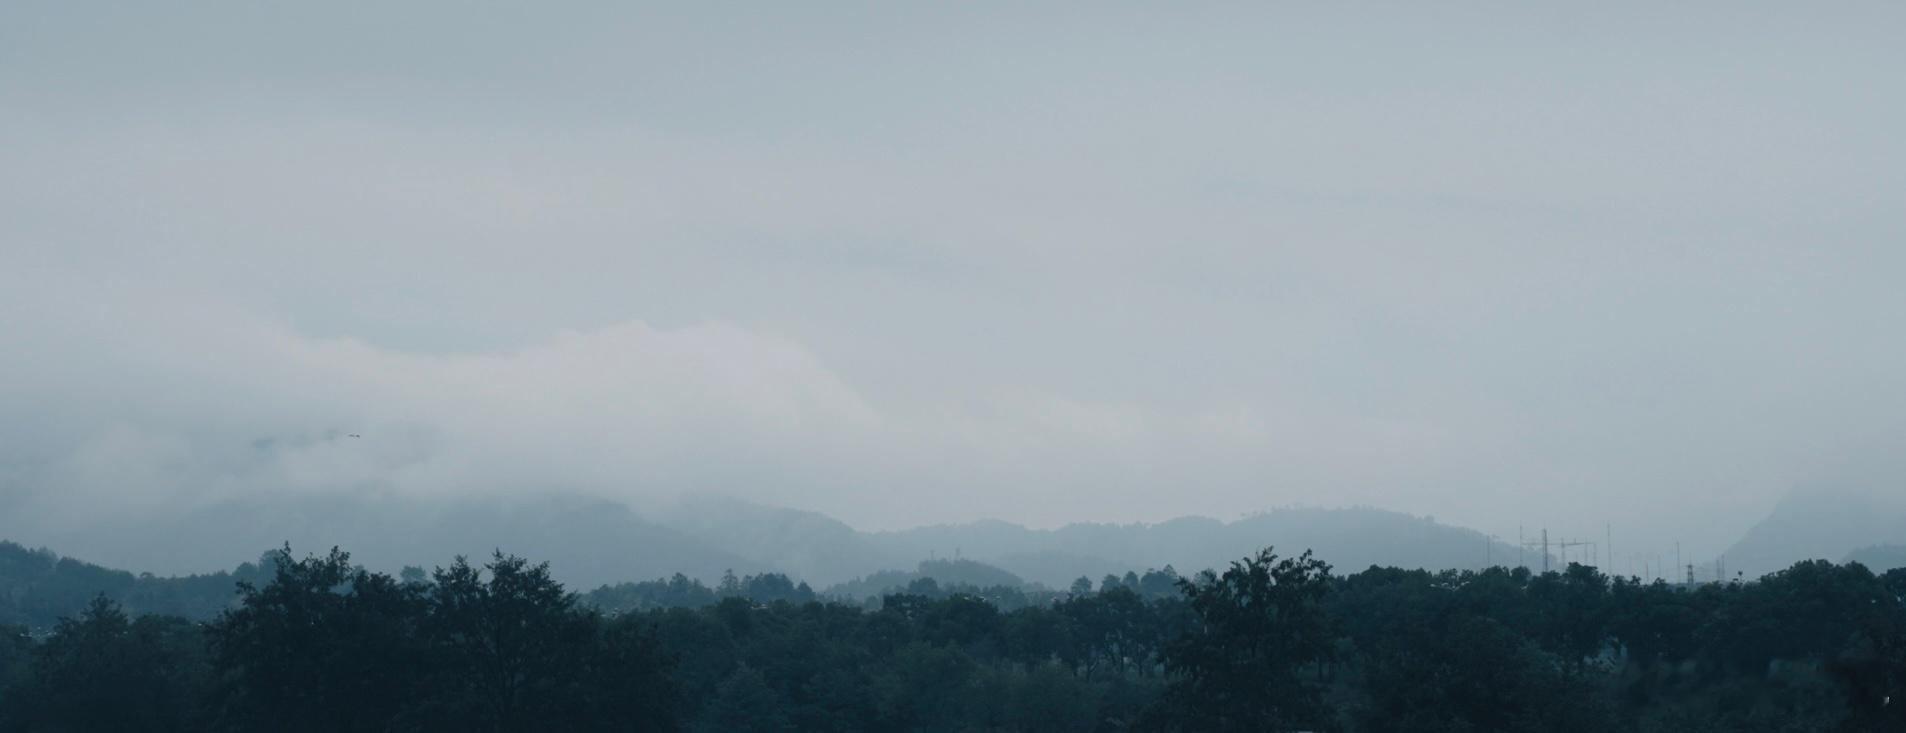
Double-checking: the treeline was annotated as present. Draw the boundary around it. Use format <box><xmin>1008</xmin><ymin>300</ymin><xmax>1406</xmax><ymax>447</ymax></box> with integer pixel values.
<box><xmin>1</xmin><ymin>546</ymin><xmax>1903</xmax><ymax>731</ymax></box>
<box><xmin>0</xmin><ymin>549</ymin><xmax>673</xmax><ymax>732</ymax></box>
<box><xmin>585</xmin><ymin>560</ymin><xmax>1188</xmax><ymax>613</ymax></box>
<box><xmin>586</xmin><ymin>569</ymin><xmax>818</xmax><ymax>610</ymax></box>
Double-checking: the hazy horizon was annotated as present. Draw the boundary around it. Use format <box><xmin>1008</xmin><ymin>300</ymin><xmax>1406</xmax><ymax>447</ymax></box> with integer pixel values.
<box><xmin>6</xmin><ymin>3</ymin><xmax>1906</xmax><ymax>572</ymax></box>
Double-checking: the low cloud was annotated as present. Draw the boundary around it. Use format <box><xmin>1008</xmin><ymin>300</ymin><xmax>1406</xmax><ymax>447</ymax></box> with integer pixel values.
<box><xmin>4</xmin><ymin>3</ymin><xmax>1905</xmax><ymax>563</ymax></box>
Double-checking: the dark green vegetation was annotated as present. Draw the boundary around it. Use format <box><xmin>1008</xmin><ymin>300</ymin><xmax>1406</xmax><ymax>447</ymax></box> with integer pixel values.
<box><xmin>2</xmin><ymin>542</ymin><xmax>1904</xmax><ymax>732</ymax></box>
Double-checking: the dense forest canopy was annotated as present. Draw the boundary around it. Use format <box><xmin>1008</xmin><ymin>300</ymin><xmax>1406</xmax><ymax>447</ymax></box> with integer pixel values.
<box><xmin>2</xmin><ymin>541</ymin><xmax>1902</xmax><ymax>731</ymax></box>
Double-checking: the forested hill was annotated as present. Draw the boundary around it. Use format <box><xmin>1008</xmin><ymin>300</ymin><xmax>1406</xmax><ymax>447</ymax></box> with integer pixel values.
<box><xmin>0</xmin><ymin>541</ymin><xmax>270</xmax><ymax>629</ymax></box>
<box><xmin>821</xmin><ymin>558</ymin><xmax>1033</xmax><ymax>601</ymax></box>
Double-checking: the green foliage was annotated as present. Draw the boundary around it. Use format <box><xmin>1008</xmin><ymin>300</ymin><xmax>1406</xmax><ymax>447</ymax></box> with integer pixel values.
<box><xmin>1354</xmin><ymin>614</ymin><xmax>1617</xmax><ymax>732</ymax></box>
<box><xmin>585</xmin><ymin>570</ymin><xmax>815</xmax><ymax>614</ymax></box>
<box><xmin>825</xmin><ymin>558</ymin><xmax>1027</xmax><ymax>601</ymax></box>
<box><xmin>1149</xmin><ymin>548</ymin><xmax>1338</xmax><ymax>731</ymax></box>
<box><xmin>0</xmin><ymin>625</ymin><xmax>27</xmax><ymax>714</ymax></box>
<box><xmin>2</xmin><ymin>543</ymin><xmax>1904</xmax><ymax>731</ymax></box>
<box><xmin>208</xmin><ymin>546</ymin><xmax>427</xmax><ymax>732</ymax></box>
<box><xmin>1</xmin><ymin>596</ymin><xmax>208</xmax><ymax>732</ymax></box>
<box><xmin>696</xmin><ymin>663</ymin><xmax>791</xmax><ymax>732</ymax></box>
<box><xmin>204</xmin><ymin>547</ymin><xmax>678</xmax><ymax>732</ymax></box>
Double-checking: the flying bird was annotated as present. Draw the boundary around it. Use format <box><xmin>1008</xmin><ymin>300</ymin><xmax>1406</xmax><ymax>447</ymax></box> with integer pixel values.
<box><xmin>348</xmin><ymin>434</ymin><xmax>361</xmax><ymax>438</ymax></box>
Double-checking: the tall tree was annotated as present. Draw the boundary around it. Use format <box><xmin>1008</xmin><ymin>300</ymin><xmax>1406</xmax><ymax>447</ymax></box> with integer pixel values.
<box><xmin>5</xmin><ymin>596</ymin><xmax>203</xmax><ymax>733</ymax></box>
<box><xmin>208</xmin><ymin>547</ymin><xmax>424</xmax><ymax>733</ymax></box>
<box><xmin>1150</xmin><ymin>548</ymin><xmax>1337</xmax><ymax>732</ymax></box>
<box><xmin>417</xmin><ymin>552</ymin><xmax>677</xmax><ymax>732</ymax></box>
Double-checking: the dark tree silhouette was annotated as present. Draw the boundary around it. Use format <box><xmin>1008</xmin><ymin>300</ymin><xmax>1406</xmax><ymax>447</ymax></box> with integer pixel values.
<box><xmin>1150</xmin><ymin>548</ymin><xmax>1337</xmax><ymax>731</ymax></box>
<box><xmin>4</xmin><ymin>596</ymin><xmax>204</xmax><ymax>732</ymax></box>
<box><xmin>1</xmin><ymin>542</ymin><xmax>1902</xmax><ymax>732</ymax></box>
<box><xmin>208</xmin><ymin>546</ymin><xmax>425</xmax><ymax>733</ymax></box>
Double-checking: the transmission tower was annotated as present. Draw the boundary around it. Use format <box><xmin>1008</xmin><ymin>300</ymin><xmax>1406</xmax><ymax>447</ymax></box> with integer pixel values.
<box><xmin>1522</xmin><ymin>529</ymin><xmax>1551</xmax><ymax>573</ymax></box>
<box><xmin>1519</xmin><ymin>529</ymin><xmax>1595</xmax><ymax>573</ymax></box>
<box><xmin>1524</xmin><ymin>525</ymin><xmax>1601</xmax><ymax>571</ymax></box>
<box><xmin>1553</xmin><ymin>538</ymin><xmax>1594</xmax><ymax>567</ymax></box>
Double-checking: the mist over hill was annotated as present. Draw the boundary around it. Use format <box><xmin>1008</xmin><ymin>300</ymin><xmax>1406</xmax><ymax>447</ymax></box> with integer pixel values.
<box><xmin>14</xmin><ymin>487</ymin><xmax>1902</xmax><ymax>593</ymax></box>
<box><xmin>1720</xmin><ymin>487</ymin><xmax>1906</xmax><ymax>579</ymax></box>
<box><xmin>652</xmin><ymin>495</ymin><xmax>910</xmax><ymax>584</ymax></box>
<box><xmin>1</xmin><ymin>493</ymin><xmax>765</xmax><ymax>589</ymax></box>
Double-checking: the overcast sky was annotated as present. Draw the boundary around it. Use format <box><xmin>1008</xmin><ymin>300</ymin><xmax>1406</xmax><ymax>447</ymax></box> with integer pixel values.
<box><xmin>3</xmin><ymin>2</ymin><xmax>1903</xmax><ymax>563</ymax></box>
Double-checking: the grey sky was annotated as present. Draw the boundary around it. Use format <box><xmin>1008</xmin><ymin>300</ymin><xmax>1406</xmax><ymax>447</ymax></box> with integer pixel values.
<box><xmin>3</xmin><ymin>3</ymin><xmax>1903</xmax><ymax>564</ymax></box>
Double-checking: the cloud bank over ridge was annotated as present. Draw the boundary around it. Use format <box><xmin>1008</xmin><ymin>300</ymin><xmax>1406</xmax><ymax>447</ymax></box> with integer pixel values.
<box><xmin>4</xmin><ymin>3</ymin><xmax>1905</xmax><ymax>563</ymax></box>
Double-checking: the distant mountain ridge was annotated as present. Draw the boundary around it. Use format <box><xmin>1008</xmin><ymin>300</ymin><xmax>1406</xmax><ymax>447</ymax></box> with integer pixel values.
<box><xmin>858</xmin><ymin>505</ymin><xmax>1529</xmax><ymax>587</ymax></box>
<box><xmin>6</xmin><ymin>493</ymin><xmax>768</xmax><ymax>589</ymax></box>
<box><xmin>3</xmin><ymin>492</ymin><xmax>1533</xmax><ymax>589</ymax></box>
<box><xmin>653</xmin><ymin>494</ymin><xmax>908</xmax><ymax>584</ymax></box>
<box><xmin>1720</xmin><ymin>487</ymin><xmax>1906</xmax><ymax>579</ymax></box>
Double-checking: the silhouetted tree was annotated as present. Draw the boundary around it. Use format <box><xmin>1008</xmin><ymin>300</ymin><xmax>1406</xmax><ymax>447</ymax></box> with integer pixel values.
<box><xmin>209</xmin><ymin>546</ymin><xmax>423</xmax><ymax>733</ymax></box>
<box><xmin>1150</xmin><ymin>548</ymin><xmax>1336</xmax><ymax>731</ymax></box>
<box><xmin>416</xmin><ymin>551</ymin><xmax>676</xmax><ymax>732</ymax></box>
<box><xmin>5</xmin><ymin>541</ymin><xmax>1905</xmax><ymax>732</ymax></box>
<box><xmin>5</xmin><ymin>596</ymin><xmax>204</xmax><ymax>732</ymax></box>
